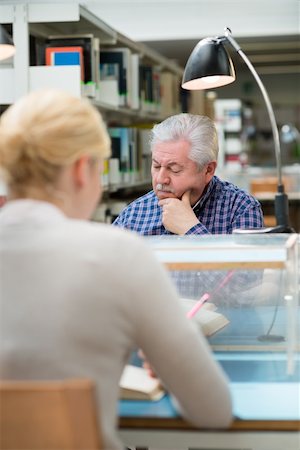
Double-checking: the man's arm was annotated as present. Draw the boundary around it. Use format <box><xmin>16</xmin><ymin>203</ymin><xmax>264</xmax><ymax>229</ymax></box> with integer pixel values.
<box><xmin>231</xmin><ymin>204</ymin><xmax>264</xmax><ymax>231</ymax></box>
<box><xmin>159</xmin><ymin>188</ymin><xmax>264</xmax><ymax>235</ymax></box>
<box><xmin>187</xmin><ymin>202</ymin><xmax>264</xmax><ymax>235</ymax></box>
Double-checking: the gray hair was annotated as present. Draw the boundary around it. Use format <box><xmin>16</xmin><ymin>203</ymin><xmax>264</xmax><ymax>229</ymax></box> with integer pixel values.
<box><xmin>150</xmin><ymin>113</ymin><xmax>219</xmax><ymax>167</ymax></box>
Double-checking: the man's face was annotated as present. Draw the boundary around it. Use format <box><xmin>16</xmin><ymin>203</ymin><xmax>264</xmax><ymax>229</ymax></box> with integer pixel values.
<box><xmin>151</xmin><ymin>140</ymin><xmax>213</xmax><ymax>206</ymax></box>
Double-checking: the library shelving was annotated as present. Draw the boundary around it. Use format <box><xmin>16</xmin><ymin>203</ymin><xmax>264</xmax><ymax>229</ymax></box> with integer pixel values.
<box><xmin>0</xmin><ymin>1</ymin><xmax>193</xmax><ymax>217</ymax></box>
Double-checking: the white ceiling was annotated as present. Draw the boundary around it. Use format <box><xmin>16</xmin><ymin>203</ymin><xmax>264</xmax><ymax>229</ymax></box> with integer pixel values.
<box><xmin>83</xmin><ymin>0</ymin><xmax>300</xmax><ymax>72</ymax></box>
<box><xmin>83</xmin><ymin>0</ymin><xmax>299</xmax><ymax>41</ymax></box>
<box><xmin>4</xmin><ymin>1</ymin><xmax>298</xmax><ymax>71</ymax></box>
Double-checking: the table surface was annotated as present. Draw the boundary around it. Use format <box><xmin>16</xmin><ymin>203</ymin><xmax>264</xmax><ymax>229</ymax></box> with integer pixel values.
<box><xmin>119</xmin><ymin>306</ymin><xmax>300</xmax><ymax>431</ymax></box>
<box><xmin>119</xmin><ymin>354</ymin><xmax>300</xmax><ymax>431</ymax></box>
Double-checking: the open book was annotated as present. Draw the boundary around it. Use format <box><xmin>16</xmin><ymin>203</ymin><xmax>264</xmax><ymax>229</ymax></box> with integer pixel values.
<box><xmin>180</xmin><ymin>299</ymin><xmax>230</xmax><ymax>337</ymax></box>
<box><xmin>119</xmin><ymin>365</ymin><xmax>165</xmax><ymax>401</ymax></box>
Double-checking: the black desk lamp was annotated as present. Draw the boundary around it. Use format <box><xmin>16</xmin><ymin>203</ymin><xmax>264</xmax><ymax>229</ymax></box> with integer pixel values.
<box><xmin>0</xmin><ymin>25</ymin><xmax>16</xmax><ymax>61</ymax></box>
<box><xmin>182</xmin><ymin>27</ymin><xmax>294</xmax><ymax>233</ymax></box>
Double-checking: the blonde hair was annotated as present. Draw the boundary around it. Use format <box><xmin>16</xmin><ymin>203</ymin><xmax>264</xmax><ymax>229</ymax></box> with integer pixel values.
<box><xmin>0</xmin><ymin>89</ymin><xmax>111</xmax><ymax>196</ymax></box>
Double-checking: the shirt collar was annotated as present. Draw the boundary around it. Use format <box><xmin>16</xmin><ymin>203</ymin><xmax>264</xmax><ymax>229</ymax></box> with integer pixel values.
<box><xmin>196</xmin><ymin>175</ymin><xmax>217</xmax><ymax>209</ymax></box>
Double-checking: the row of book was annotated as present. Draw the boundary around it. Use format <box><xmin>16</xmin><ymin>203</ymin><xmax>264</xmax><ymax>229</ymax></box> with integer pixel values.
<box><xmin>101</xmin><ymin>126</ymin><xmax>153</xmax><ymax>188</ymax></box>
<box><xmin>32</xmin><ymin>33</ymin><xmax>182</xmax><ymax>116</ymax></box>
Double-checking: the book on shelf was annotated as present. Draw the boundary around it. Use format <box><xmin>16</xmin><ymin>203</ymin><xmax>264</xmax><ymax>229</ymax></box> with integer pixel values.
<box><xmin>152</xmin><ymin>65</ymin><xmax>162</xmax><ymax>114</ymax></box>
<box><xmin>108</xmin><ymin>127</ymin><xmax>130</xmax><ymax>184</ymax></box>
<box><xmin>138</xmin><ymin>127</ymin><xmax>152</xmax><ymax>179</ymax></box>
<box><xmin>180</xmin><ymin>299</ymin><xmax>230</xmax><ymax>337</ymax></box>
<box><xmin>99</xmin><ymin>61</ymin><xmax>119</xmax><ymax>98</ymax></box>
<box><xmin>160</xmin><ymin>71</ymin><xmax>181</xmax><ymax>117</ymax></box>
<box><xmin>119</xmin><ymin>364</ymin><xmax>165</xmax><ymax>401</ymax></box>
<box><xmin>45</xmin><ymin>46</ymin><xmax>85</xmax><ymax>81</ymax></box>
<box><xmin>98</xmin><ymin>79</ymin><xmax>119</xmax><ymax>106</ymax></box>
<box><xmin>108</xmin><ymin>127</ymin><xmax>142</xmax><ymax>185</ymax></box>
<box><xmin>130</xmin><ymin>127</ymin><xmax>143</xmax><ymax>182</ymax></box>
<box><xmin>45</xmin><ymin>34</ymin><xmax>100</xmax><ymax>97</ymax></box>
<box><xmin>130</xmin><ymin>53</ymin><xmax>140</xmax><ymax>109</ymax></box>
<box><xmin>139</xmin><ymin>64</ymin><xmax>154</xmax><ymax>113</ymax></box>
<box><xmin>100</xmin><ymin>47</ymin><xmax>132</xmax><ymax>107</ymax></box>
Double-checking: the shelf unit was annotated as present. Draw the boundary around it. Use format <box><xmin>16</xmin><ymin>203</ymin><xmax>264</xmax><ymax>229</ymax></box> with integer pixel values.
<box><xmin>0</xmin><ymin>2</ymin><xmax>190</xmax><ymax>216</ymax></box>
<box><xmin>0</xmin><ymin>3</ymin><xmax>115</xmax><ymax>103</ymax></box>
<box><xmin>0</xmin><ymin>2</ymin><xmax>183</xmax><ymax>117</ymax></box>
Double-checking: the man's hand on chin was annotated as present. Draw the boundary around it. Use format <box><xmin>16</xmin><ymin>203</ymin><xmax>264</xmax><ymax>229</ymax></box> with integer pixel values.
<box><xmin>158</xmin><ymin>190</ymin><xmax>199</xmax><ymax>235</ymax></box>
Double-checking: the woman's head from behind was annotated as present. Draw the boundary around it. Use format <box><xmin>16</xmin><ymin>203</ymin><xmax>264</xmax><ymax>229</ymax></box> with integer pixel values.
<box><xmin>0</xmin><ymin>89</ymin><xmax>111</xmax><ymax>219</ymax></box>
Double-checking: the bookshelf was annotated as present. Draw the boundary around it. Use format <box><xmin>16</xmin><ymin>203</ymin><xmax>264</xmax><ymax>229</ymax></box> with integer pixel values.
<box><xmin>0</xmin><ymin>2</ymin><xmax>183</xmax><ymax>116</ymax></box>
<box><xmin>0</xmin><ymin>2</ymin><xmax>203</xmax><ymax>219</ymax></box>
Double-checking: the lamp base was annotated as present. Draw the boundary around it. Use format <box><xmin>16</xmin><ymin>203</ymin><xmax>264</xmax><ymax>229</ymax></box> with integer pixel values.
<box><xmin>257</xmin><ymin>334</ymin><xmax>285</xmax><ymax>343</ymax></box>
<box><xmin>266</xmin><ymin>225</ymin><xmax>295</xmax><ymax>233</ymax></box>
<box><xmin>233</xmin><ymin>225</ymin><xmax>295</xmax><ymax>234</ymax></box>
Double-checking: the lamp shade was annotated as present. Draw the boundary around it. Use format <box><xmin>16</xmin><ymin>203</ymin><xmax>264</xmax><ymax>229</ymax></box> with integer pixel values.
<box><xmin>182</xmin><ymin>37</ymin><xmax>235</xmax><ymax>90</ymax></box>
<box><xmin>0</xmin><ymin>25</ymin><xmax>16</xmax><ymax>61</ymax></box>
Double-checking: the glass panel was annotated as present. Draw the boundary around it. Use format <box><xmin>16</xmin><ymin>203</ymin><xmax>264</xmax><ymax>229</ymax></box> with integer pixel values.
<box><xmin>144</xmin><ymin>234</ymin><xmax>299</xmax><ymax>378</ymax></box>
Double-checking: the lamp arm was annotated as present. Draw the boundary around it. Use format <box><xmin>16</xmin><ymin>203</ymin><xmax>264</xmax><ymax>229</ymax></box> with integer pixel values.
<box><xmin>224</xmin><ymin>29</ymin><xmax>283</xmax><ymax>187</ymax></box>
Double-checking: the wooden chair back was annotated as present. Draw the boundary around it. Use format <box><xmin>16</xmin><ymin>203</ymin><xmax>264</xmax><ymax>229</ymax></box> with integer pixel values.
<box><xmin>0</xmin><ymin>378</ymin><xmax>102</xmax><ymax>450</ymax></box>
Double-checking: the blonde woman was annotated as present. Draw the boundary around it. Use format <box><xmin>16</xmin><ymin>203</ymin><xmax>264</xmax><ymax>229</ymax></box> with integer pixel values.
<box><xmin>0</xmin><ymin>90</ymin><xmax>232</xmax><ymax>450</ymax></box>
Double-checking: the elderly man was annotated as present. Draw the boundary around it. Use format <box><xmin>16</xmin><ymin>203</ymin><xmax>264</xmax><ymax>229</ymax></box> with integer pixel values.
<box><xmin>113</xmin><ymin>113</ymin><xmax>263</xmax><ymax>235</ymax></box>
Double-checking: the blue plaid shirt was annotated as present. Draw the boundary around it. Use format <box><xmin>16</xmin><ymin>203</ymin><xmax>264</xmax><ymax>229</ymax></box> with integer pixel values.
<box><xmin>113</xmin><ymin>176</ymin><xmax>264</xmax><ymax>235</ymax></box>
